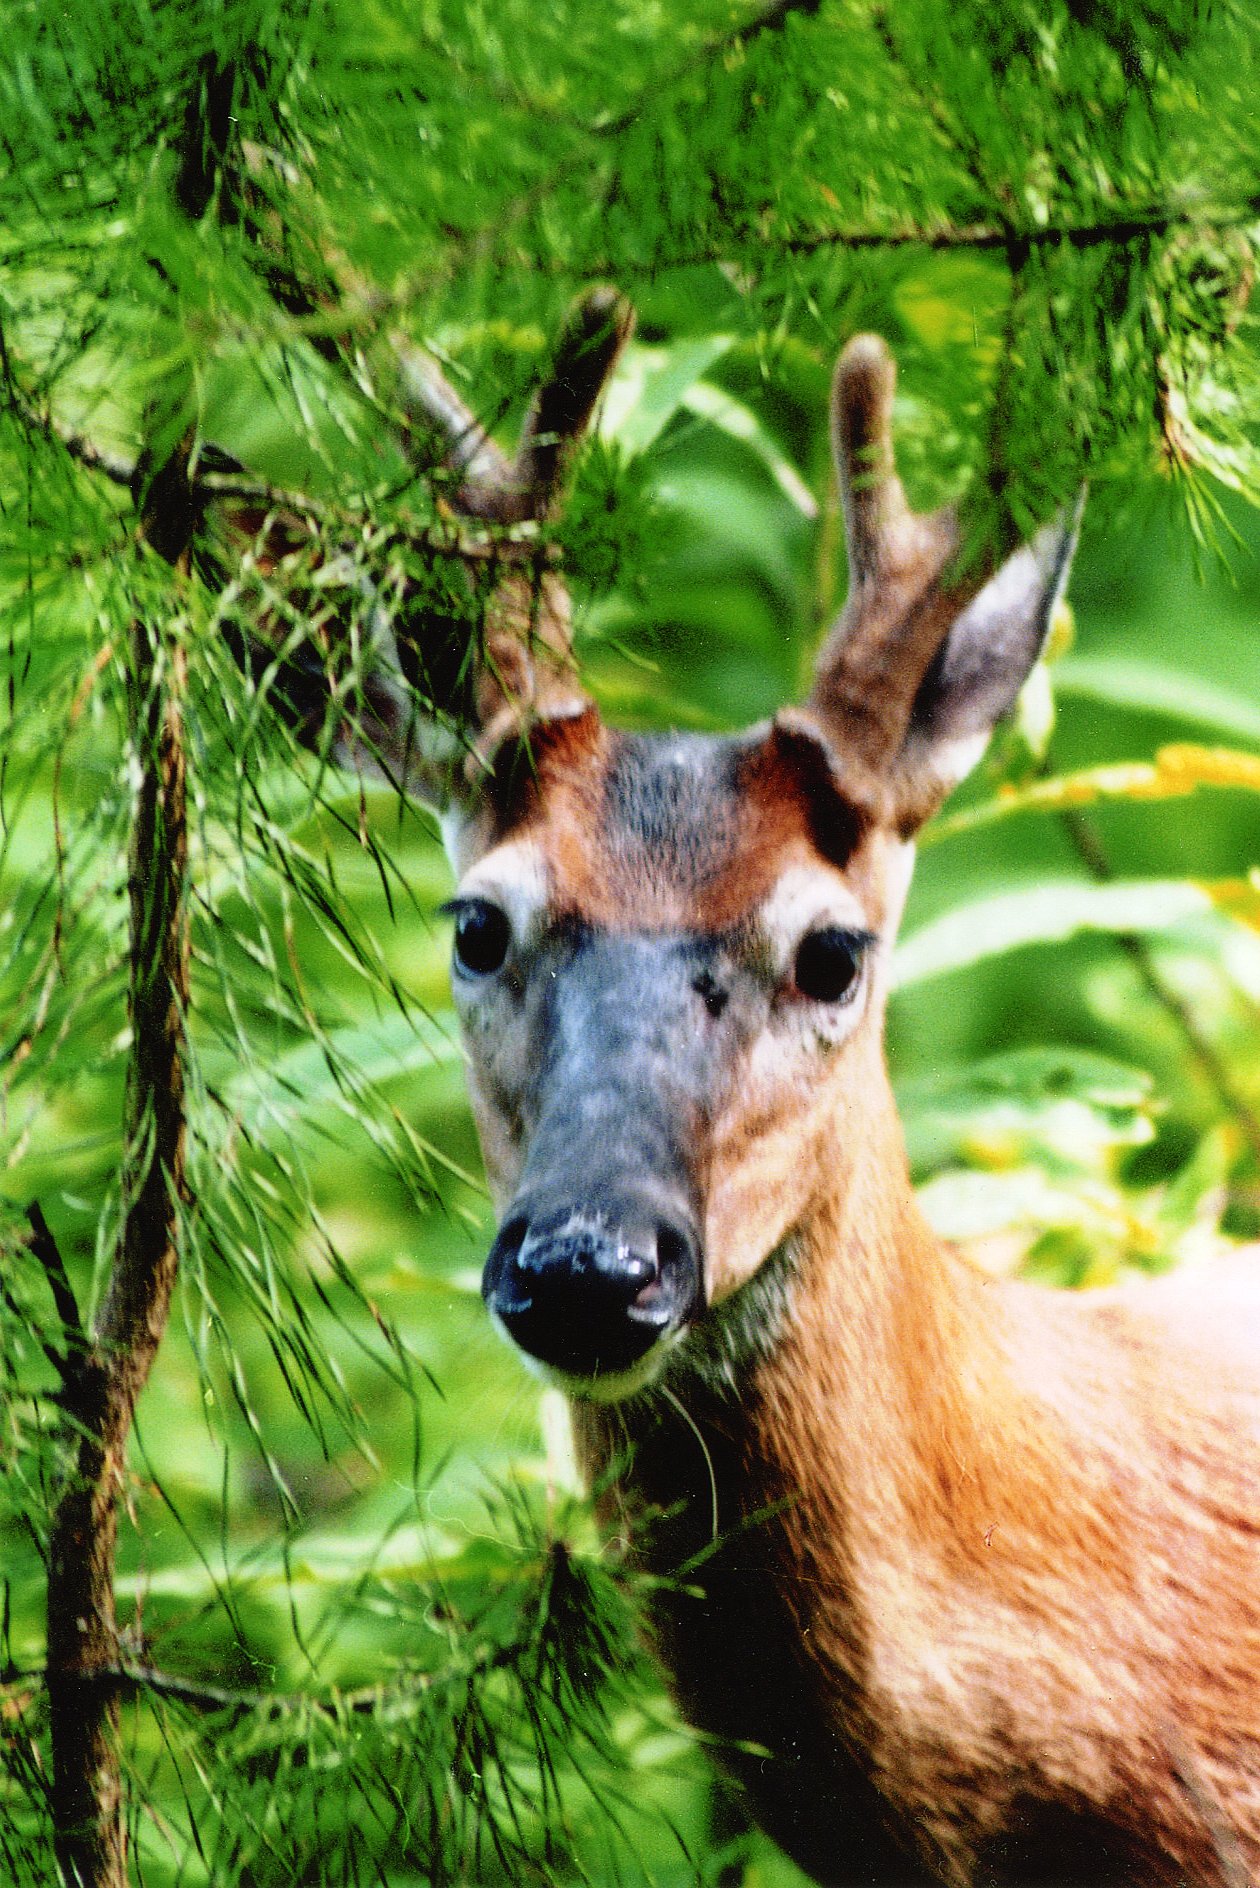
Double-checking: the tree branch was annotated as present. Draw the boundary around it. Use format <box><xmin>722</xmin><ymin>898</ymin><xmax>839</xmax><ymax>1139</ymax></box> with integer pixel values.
<box><xmin>768</xmin><ymin>193</ymin><xmax>1260</xmax><ymax>258</ymax></box>
<box><xmin>6</xmin><ymin>378</ymin><xmax>557</xmax><ymax>571</ymax></box>
<box><xmin>3</xmin><ymin>387</ymin><xmax>134</xmax><ymax>489</ymax></box>
<box><xmin>45</xmin><ymin>444</ymin><xmax>193</xmax><ymax>1888</ymax></box>
<box><xmin>525</xmin><ymin>189</ymin><xmax>1260</xmax><ymax>290</ymax></box>
<box><xmin>5</xmin><ymin>1638</ymin><xmax>523</xmax><ymax>1727</ymax></box>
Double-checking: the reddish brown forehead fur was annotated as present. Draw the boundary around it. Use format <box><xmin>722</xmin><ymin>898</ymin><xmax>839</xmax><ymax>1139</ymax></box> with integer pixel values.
<box><xmin>489</xmin><ymin>707</ymin><xmax>877</xmax><ymax>931</ymax></box>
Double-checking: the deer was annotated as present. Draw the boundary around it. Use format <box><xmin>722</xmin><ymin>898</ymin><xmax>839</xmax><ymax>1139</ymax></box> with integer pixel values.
<box><xmin>313</xmin><ymin>292</ymin><xmax>1260</xmax><ymax>1887</ymax></box>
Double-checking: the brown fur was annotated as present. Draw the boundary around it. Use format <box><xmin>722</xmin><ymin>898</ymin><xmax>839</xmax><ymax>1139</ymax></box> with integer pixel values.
<box><xmin>460</xmin><ymin>716</ymin><xmax>1260</xmax><ymax>1884</ymax></box>
<box><xmin>442</xmin><ymin>329</ymin><xmax>1260</xmax><ymax>1887</ymax></box>
<box><xmin>487</xmin><ymin>714</ymin><xmax>869</xmax><ymax>936</ymax></box>
<box><xmin>573</xmin><ymin>1056</ymin><xmax>1260</xmax><ymax>1886</ymax></box>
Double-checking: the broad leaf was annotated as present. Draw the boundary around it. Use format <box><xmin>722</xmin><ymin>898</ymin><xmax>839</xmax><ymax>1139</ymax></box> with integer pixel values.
<box><xmin>894</xmin><ymin>877</ymin><xmax>1215</xmax><ymax>986</ymax></box>
<box><xmin>1056</xmin><ymin>656</ymin><xmax>1260</xmax><ymax>745</ymax></box>
<box><xmin>598</xmin><ymin>337</ymin><xmax>734</xmax><ymax>457</ymax></box>
<box><xmin>899</xmin><ymin>1046</ymin><xmax>1155</xmax><ymax>1177</ymax></box>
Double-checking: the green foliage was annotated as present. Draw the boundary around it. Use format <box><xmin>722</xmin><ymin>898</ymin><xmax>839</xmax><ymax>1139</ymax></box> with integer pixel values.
<box><xmin>2</xmin><ymin>0</ymin><xmax>1260</xmax><ymax>1882</ymax></box>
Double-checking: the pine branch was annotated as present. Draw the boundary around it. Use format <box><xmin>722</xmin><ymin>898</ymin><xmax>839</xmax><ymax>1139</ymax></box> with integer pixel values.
<box><xmin>5</xmin><ymin>377</ymin><xmax>557</xmax><ymax>568</ymax></box>
<box><xmin>767</xmin><ymin>191</ymin><xmax>1260</xmax><ymax>258</ymax></box>
<box><xmin>332</xmin><ymin>0</ymin><xmax>832</xmax><ymax>309</ymax></box>
<box><xmin>1</xmin><ymin>1637</ymin><xmax>539</xmax><ymax>1730</ymax></box>
<box><xmin>73</xmin><ymin>1644</ymin><xmax>517</xmax><ymax>1719</ymax></box>
<box><xmin>870</xmin><ymin>3</ymin><xmax>1019</xmax><ymax>232</ymax></box>
<box><xmin>3</xmin><ymin>384</ymin><xmax>134</xmax><ymax>489</ymax></box>
<box><xmin>45</xmin><ymin>439</ymin><xmax>193</xmax><ymax>1888</ymax></box>
<box><xmin>195</xmin><ymin>470</ymin><xmax>554</xmax><ymax>567</ymax></box>
<box><xmin>359</xmin><ymin>182</ymin><xmax>1260</xmax><ymax>319</ymax></box>
<box><xmin>587</xmin><ymin>0</ymin><xmax>821</xmax><ymax>141</ymax></box>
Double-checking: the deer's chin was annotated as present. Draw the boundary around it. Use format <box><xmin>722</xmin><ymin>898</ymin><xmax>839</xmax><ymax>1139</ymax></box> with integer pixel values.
<box><xmin>488</xmin><ymin>1310</ymin><xmax>684</xmax><ymax>1404</ymax></box>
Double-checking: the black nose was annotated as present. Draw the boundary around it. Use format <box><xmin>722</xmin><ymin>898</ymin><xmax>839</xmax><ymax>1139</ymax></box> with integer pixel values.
<box><xmin>482</xmin><ymin>1199</ymin><xmax>701</xmax><ymax>1384</ymax></box>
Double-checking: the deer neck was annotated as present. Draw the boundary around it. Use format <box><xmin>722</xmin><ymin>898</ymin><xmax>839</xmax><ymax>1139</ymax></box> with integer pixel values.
<box><xmin>574</xmin><ymin>1062</ymin><xmax>1060</xmax><ymax>1643</ymax></box>
<box><xmin>764</xmin><ymin>1080</ymin><xmax>1013</xmax><ymax>1556</ymax></box>
<box><xmin>569</xmin><ymin>1071</ymin><xmax>1010</xmax><ymax>1885</ymax></box>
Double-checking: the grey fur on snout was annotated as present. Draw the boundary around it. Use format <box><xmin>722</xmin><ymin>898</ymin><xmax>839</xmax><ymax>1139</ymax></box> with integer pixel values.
<box><xmin>478</xmin><ymin>927</ymin><xmax>747</xmax><ymax>1395</ymax></box>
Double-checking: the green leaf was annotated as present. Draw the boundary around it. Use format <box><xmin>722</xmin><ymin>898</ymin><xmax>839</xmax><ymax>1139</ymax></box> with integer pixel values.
<box><xmin>915</xmin><ymin>1165</ymin><xmax>1121</xmax><ymax>1245</ymax></box>
<box><xmin>1200</xmin><ymin>870</ymin><xmax>1260</xmax><ymax>933</ymax></box>
<box><xmin>894</xmin><ymin>878</ymin><xmax>1215</xmax><ymax>986</ymax></box>
<box><xmin>899</xmin><ymin>1046</ymin><xmax>1155</xmax><ymax>1177</ymax></box>
<box><xmin>680</xmin><ymin>380</ymin><xmax>818</xmax><ymax>516</ymax></box>
<box><xmin>598</xmin><ymin>336</ymin><xmax>734</xmax><ymax>456</ymax></box>
<box><xmin>1056</xmin><ymin>655</ymin><xmax>1260</xmax><ymax>745</ymax></box>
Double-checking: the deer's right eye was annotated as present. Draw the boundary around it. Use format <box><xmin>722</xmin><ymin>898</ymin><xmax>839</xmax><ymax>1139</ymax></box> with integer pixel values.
<box><xmin>450</xmin><ymin>900</ymin><xmax>512</xmax><ymax>978</ymax></box>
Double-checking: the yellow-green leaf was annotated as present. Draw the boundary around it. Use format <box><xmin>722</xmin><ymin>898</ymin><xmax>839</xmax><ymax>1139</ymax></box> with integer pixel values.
<box><xmin>1199</xmin><ymin>870</ymin><xmax>1260</xmax><ymax>933</ymax></box>
<box><xmin>929</xmin><ymin>742</ymin><xmax>1260</xmax><ymax>842</ymax></box>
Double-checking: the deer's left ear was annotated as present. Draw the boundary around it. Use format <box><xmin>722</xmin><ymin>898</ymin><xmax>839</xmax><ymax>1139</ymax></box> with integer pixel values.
<box><xmin>797</xmin><ymin>335</ymin><xmax>1085</xmax><ymax>836</ymax></box>
<box><xmin>895</xmin><ymin>494</ymin><xmax>1083</xmax><ymax>807</ymax></box>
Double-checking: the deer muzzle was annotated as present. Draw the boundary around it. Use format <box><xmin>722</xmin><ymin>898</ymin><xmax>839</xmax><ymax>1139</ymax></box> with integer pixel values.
<box><xmin>483</xmin><ymin>1190</ymin><xmax>701</xmax><ymax>1391</ymax></box>
<box><xmin>480</xmin><ymin>931</ymin><xmax>714</xmax><ymax>1395</ymax></box>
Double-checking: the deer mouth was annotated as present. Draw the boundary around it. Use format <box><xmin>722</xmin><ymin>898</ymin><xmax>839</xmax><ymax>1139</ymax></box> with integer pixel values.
<box><xmin>482</xmin><ymin>1198</ymin><xmax>702</xmax><ymax>1398</ymax></box>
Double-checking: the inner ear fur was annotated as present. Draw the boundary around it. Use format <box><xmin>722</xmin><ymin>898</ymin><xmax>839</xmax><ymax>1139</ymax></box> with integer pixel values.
<box><xmin>898</xmin><ymin>500</ymin><xmax>1083</xmax><ymax>796</ymax></box>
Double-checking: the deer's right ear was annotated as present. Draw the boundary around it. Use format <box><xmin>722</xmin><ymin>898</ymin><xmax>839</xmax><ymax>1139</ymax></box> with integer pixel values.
<box><xmin>251</xmin><ymin>289</ymin><xmax>633</xmax><ymax>819</ymax></box>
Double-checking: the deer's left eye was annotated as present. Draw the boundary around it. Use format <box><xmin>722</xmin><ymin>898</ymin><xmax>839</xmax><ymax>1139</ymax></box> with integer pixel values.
<box><xmin>793</xmin><ymin>927</ymin><xmax>869</xmax><ymax>1005</ymax></box>
<box><xmin>450</xmin><ymin>900</ymin><xmax>512</xmax><ymax>978</ymax></box>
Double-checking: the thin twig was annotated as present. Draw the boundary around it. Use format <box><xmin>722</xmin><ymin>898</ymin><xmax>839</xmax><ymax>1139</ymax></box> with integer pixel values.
<box><xmin>4</xmin><ymin>384</ymin><xmax>134</xmax><ymax>488</ymax></box>
<box><xmin>26</xmin><ymin>1203</ymin><xmax>82</xmax><ymax>1350</ymax></box>
<box><xmin>517</xmin><ymin>189</ymin><xmax>1260</xmax><ymax>291</ymax></box>
<box><xmin>8</xmin><ymin>383</ymin><xmax>555</xmax><ymax>567</ymax></box>
<box><xmin>3</xmin><ymin>1640</ymin><xmax>523</xmax><ymax>1721</ymax></box>
<box><xmin>694</xmin><ymin>187</ymin><xmax>1260</xmax><ymax>261</ymax></box>
<box><xmin>197</xmin><ymin>468</ymin><xmax>549</xmax><ymax>565</ymax></box>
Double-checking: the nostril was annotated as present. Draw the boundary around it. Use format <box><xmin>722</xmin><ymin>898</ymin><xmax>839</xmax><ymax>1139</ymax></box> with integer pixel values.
<box><xmin>620</xmin><ymin>1241</ymin><xmax>660</xmax><ymax>1289</ymax></box>
<box><xmin>483</xmin><ymin>1198</ymin><xmax>702</xmax><ymax>1382</ymax></box>
<box><xmin>628</xmin><ymin>1224</ymin><xmax>677</xmax><ymax>1309</ymax></box>
<box><xmin>633</xmin><ymin>1219</ymin><xmax>701</xmax><ymax>1324</ymax></box>
<box><xmin>655</xmin><ymin>1220</ymin><xmax>692</xmax><ymax>1277</ymax></box>
<box><xmin>692</xmin><ymin>969</ymin><xmax>729</xmax><ymax>1019</ymax></box>
<box><xmin>497</xmin><ymin>1215</ymin><xmax>529</xmax><ymax>1262</ymax></box>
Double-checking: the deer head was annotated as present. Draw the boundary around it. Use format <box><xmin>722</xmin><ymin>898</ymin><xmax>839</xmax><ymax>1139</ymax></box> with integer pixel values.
<box><xmin>375</xmin><ymin>313</ymin><xmax>1079</xmax><ymax>1399</ymax></box>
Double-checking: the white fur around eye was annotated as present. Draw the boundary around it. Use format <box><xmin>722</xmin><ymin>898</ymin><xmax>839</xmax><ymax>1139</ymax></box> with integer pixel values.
<box><xmin>453</xmin><ymin>838</ymin><xmax>550</xmax><ymax>955</ymax></box>
<box><xmin>756</xmin><ymin>864</ymin><xmax>872</xmax><ymax>985</ymax></box>
<box><xmin>882</xmin><ymin>838</ymin><xmax>917</xmax><ymax>940</ymax></box>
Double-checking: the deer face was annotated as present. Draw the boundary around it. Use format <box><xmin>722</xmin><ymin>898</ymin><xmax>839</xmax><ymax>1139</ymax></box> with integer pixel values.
<box><xmin>448</xmin><ymin>708</ymin><xmax>921</xmax><ymax>1398</ymax></box>
<box><xmin>375</xmin><ymin>312</ymin><xmax>1077</xmax><ymax>1400</ymax></box>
